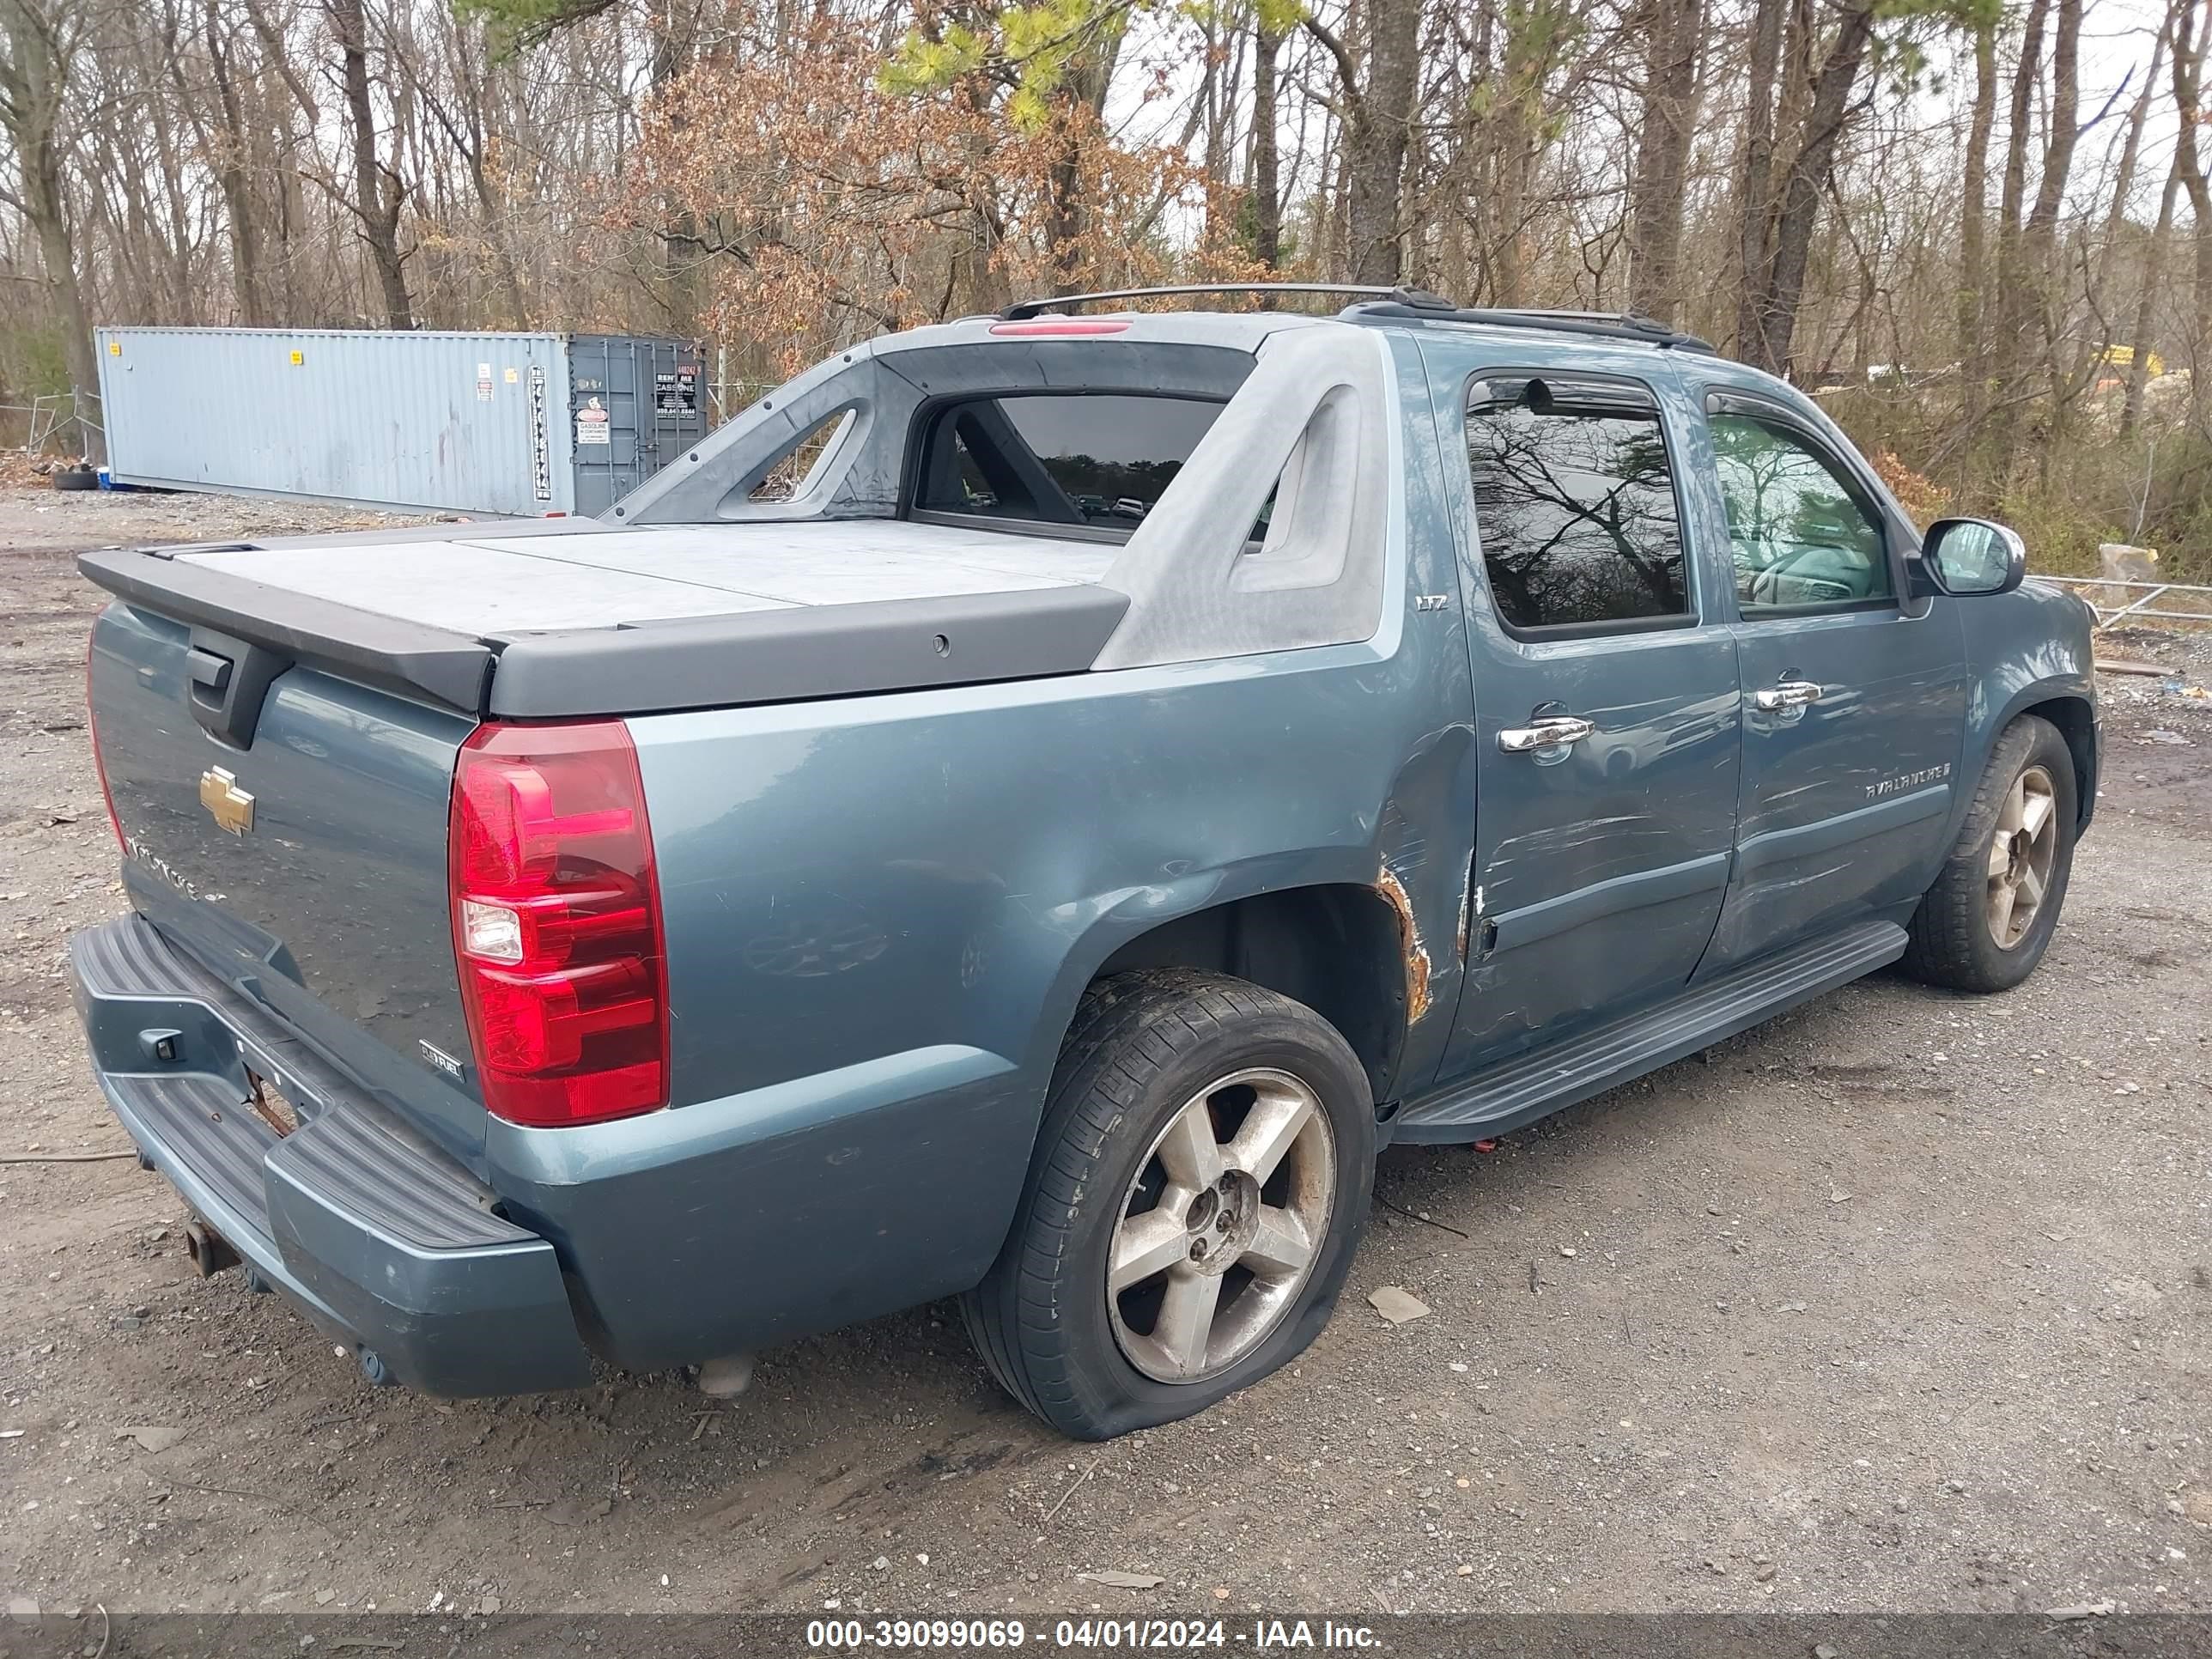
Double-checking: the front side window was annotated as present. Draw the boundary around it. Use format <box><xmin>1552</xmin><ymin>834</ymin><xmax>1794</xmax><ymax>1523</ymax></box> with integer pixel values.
<box><xmin>1709</xmin><ymin>413</ymin><xmax>1893</xmax><ymax>611</ymax></box>
<box><xmin>1464</xmin><ymin>377</ymin><xmax>1692</xmax><ymax>631</ymax></box>
<box><xmin>912</xmin><ymin>393</ymin><xmax>1224</xmax><ymax>531</ymax></box>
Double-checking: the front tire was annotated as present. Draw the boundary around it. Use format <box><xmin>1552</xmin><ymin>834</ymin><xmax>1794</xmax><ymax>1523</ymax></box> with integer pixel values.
<box><xmin>1901</xmin><ymin>714</ymin><xmax>2077</xmax><ymax>993</ymax></box>
<box><xmin>963</xmin><ymin>970</ymin><xmax>1375</xmax><ymax>1440</ymax></box>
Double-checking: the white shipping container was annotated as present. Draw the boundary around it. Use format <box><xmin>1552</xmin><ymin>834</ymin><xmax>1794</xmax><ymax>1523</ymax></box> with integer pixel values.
<box><xmin>94</xmin><ymin>326</ymin><xmax>706</xmax><ymax>518</ymax></box>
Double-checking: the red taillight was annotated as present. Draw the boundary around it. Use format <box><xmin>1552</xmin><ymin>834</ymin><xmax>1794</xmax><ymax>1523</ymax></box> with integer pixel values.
<box><xmin>87</xmin><ymin>623</ymin><xmax>123</xmax><ymax>849</ymax></box>
<box><xmin>447</xmin><ymin>721</ymin><xmax>668</xmax><ymax>1127</ymax></box>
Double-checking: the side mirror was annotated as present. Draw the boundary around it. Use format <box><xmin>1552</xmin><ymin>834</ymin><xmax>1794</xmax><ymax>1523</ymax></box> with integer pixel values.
<box><xmin>1920</xmin><ymin>517</ymin><xmax>2026</xmax><ymax>597</ymax></box>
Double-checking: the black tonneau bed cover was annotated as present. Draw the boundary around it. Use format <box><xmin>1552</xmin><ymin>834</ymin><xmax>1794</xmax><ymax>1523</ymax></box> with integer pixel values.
<box><xmin>79</xmin><ymin>520</ymin><xmax>1131</xmax><ymax>720</ymax></box>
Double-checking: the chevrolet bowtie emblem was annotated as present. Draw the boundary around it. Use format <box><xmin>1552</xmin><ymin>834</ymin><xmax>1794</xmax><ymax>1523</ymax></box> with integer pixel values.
<box><xmin>198</xmin><ymin>766</ymin><xmax>254</xmax><ymax>836</ymax></box>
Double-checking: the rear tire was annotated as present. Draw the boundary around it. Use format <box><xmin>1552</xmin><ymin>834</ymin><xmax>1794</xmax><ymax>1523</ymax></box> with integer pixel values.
<box><xmin>962</xmin><ymin>970</ymin><xmax>1374</xmax><ymax>1440</ymax></box>
<box><xmin>1901</xmin><ymin>714</ymin><xmax>2076</xmax><ymax>993</ymax></box>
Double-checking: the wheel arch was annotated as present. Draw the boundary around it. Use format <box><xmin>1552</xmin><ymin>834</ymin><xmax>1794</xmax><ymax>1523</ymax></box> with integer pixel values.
<box><xmin>1966</xmin><ymin>683</ymin><xmax>2096</xmax><ymax>837</ymax></box>
<box><xmin>1957</xmin><ymin>583</ymin><xmax>2099</xmax><ymax>836</ymax></box>
<box><xmin>2014</xmin><ymin>692</ymin><xmax>2098</xmax><ymax>830</ymax></box>
<box><xmin>1081</xmin><ymin>882</ymin><xmax>1416</xmax><ymax>1110</ymax></box>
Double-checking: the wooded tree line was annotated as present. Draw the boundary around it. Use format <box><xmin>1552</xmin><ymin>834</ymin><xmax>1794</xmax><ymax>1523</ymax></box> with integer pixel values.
<box><xmin>1</xmin><ymin>0</ymin><xmax>2203</xmax><ymax>567</ymax></box>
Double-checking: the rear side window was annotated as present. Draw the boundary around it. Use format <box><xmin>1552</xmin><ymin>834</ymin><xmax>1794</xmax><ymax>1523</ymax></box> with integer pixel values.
<box><xmin>913</xmin><ymin>394</ymin><xmax>1224</xmax><ymax>531</ymax></box>
<box><xmin>1464</xmin><ymin>375</ymin><xmax>1692</xmax><ymax>631</ymax></box>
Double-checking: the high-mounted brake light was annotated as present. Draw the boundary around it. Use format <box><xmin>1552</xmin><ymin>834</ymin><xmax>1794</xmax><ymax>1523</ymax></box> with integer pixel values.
<box><xmin>987</xmin><ymin>319</ymin><xmax>1130</xmax><ymax>337</ymax></box>
<box><xmin>447</xmin><ymin>721</ymin><xmax>668</xmax><ymax>1127</ymax></box>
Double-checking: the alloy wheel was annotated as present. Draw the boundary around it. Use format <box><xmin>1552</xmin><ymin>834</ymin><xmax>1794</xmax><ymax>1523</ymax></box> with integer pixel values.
<box><xmin>1986</xmin><ymin>763</ymin><xmax>2058</xmax><ymax>950</ymax></box>
<box><xmin>1105</xmin><ymin>1067</ymin><xmax>1337</xmax><ymax>1384</ymax></box>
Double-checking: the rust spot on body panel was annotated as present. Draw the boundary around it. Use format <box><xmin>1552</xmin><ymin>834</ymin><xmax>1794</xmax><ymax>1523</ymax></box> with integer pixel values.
<box><xmin>1376</xmin><ymin>866</ymin><xmax>1432</xmax><ymax>1024</ymax></box>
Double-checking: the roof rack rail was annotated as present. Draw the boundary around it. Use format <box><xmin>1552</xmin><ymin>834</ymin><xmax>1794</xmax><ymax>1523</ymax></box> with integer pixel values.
<box><xmin>1340</xmin><ymin>298</ymin><xmax>1716</xmax><ymax>354</ymax></box>
<box><xmin>994</xmin><ymin>283</ymin><xmax>1717</xmax><ymax>353</ymax></box>
<box><xmin>999</xmin><ymin>283</ymin><xmax>1458</xmax><ymax>320</ymax></box>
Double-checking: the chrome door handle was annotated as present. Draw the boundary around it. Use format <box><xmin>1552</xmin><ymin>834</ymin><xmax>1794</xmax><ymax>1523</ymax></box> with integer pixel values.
<box><xmin>1753</xmin><ymin>680</ymin><xmax>1825</xmax><ymax>711</ymax></box>
<box><xmin>1498</xmin><ymin>715</ymin><xmax>1595</xmax><ymax>754</ymax></box>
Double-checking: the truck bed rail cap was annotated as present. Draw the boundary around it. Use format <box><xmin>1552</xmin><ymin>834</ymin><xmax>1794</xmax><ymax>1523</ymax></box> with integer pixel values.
<box><xmin>485</xmin><ymin>584</ymin><xmax>1132</xmax><ymax>719</ymax></box>
<box><xmin>78</xmin><ymin>545</ymin><xmax>495</xmax><ymax>715</ymax></box>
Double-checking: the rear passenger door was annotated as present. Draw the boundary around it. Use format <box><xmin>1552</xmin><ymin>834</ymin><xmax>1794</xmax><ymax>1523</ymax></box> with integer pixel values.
<box><xmin>1691</xmin><ymin>389</ymin><xmax>1968</xmax><ymax>972</ymax></box>
<box><xmin>1430</xmin><ymin>358</ymin><xmax>1743</xmax><ymax>1075</ymax></box>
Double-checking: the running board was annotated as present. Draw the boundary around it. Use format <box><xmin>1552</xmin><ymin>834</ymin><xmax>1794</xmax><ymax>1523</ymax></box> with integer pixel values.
<box><xmin>1390</xmin><ymin>921</ymin><xmax>1908</xmax><ymax>1146</ymax></box>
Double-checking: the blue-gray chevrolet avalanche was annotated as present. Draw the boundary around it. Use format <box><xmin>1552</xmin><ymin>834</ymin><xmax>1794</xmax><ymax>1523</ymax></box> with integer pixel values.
<box><xmin>70</xmin><ymin>289</ymin><xmax>2100</xmax><ymax>1439</ymax></box>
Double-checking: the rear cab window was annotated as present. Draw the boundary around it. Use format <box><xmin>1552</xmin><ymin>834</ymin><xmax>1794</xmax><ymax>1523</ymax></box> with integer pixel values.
<box><xmin>912</xmin><ymin>393</ymin><xmax>1226</xmax><ymax>533</ymax></box>
<box><xmin>1462</xmin><ymin>372</ymin><xmax>1695</xmax><ymax>635</ymax></box>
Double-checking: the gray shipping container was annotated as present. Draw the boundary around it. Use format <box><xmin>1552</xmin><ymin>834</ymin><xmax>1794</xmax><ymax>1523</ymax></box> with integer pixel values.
<box><xmin>94</xmin><ymin>327</ymin><xmax>707</xmax><ymax>518</ymax></box>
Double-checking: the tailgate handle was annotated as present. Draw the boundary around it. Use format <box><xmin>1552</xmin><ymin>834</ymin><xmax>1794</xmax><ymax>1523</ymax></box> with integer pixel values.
<box><xmin>185</xmin><ymin>627</ymin><xmax>292</xmax><ymax>750</ymax></box>
<box><xmin>186</xmin><ymin>647</ymin><xmax>233</xmax><ymax>693</ymax></box>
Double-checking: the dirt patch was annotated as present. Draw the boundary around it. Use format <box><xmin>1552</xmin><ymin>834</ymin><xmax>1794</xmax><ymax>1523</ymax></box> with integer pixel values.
<box><xmin>2094</xmin><ymin>624</ymin><xmax>2212</xmax><ymax>831</ymax></box>
<box><xmin>0</xmin><ymin>483</ymin><xmax>444</xmax><ymax>551</ymax></box>
<box><xmin>0</xmin><ymin>491</ymin><xmax>2206</xmax><ymax>1618</ymax></box>
<box><xmin>0</xmin><ymin>453</ymin><xmax>56</xmax><ymax>489</ymax></box>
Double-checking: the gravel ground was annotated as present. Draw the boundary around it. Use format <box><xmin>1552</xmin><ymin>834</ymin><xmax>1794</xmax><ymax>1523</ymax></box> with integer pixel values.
<box><xmin>1</xmin><ymin>489</ymin><xmax>2207</xmax><ymax>1620</ymax></box>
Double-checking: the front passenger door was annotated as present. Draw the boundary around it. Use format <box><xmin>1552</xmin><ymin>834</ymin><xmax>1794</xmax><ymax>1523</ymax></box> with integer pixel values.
<box><xmin>1696</xmin><ymin>395</ymin><xmax>1968</xmax><ymax>973</ymax></box>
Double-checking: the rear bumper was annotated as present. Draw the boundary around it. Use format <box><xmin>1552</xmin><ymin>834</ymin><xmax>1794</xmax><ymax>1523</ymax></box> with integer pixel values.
<box><xmin>69</xmin><ymin>914</ymin><xmax>594</xmax><ymax>1396</ymax></box>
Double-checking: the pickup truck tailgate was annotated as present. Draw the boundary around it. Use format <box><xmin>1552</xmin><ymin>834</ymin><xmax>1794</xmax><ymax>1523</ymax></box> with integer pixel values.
<box><xmin>88</xmin><ymin>599</ymin><xmax>483</xmax><ymax>1151</ymax></box>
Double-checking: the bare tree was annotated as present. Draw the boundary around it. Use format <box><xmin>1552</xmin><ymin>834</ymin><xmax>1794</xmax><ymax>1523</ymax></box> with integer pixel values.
<box><xmin>1249</xmin><ymin>13</ymin><xmax>1282</xmax><ymax>270</ymax></box>
<box><xmin>2175</xmin><ymin>0</ymin><xmax>2212</xmax><ymax>422</ymax></box>
<box><xmin>325</xmin><ymin>0</ymin><xmax>413</xmax><ymax>326</ymax></box>
<box><xmin>1307</xmin><ymin>0</ymin><xmax>1421</xmax><ymax>283</ymax></box>
<box><xmin>0</xmin><ymin>0</ymin><xmax>2204</xmax><ymax>570</ymax></box>
<box><xmin>1989</xmin><ymin>0</ymin><xmax>2081</xmax><ymax>477</ymax></box>
<box><xmin>1734</xmin><ymin>0</ymin><xmax>1786</xmax><ymax>356</ymax></box>
<box><xmin>1739</xmin><ymin>0</ymin><xmax>1880</xmax><ymax>375</ymax></box>
<box><xmin>1627</xmin><ymin>0</ymin><xmax>1705</xmax><ymax>321</ymax></box>
<box><xmin>0</xmin><ymin>0</ymin><xmax>100</xmax><ymax>451</ymax></box>
<box><xmin>1954</xmin><ymin>15</ymin><xmax>1996</xmax><ymax>434</ymax></box>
